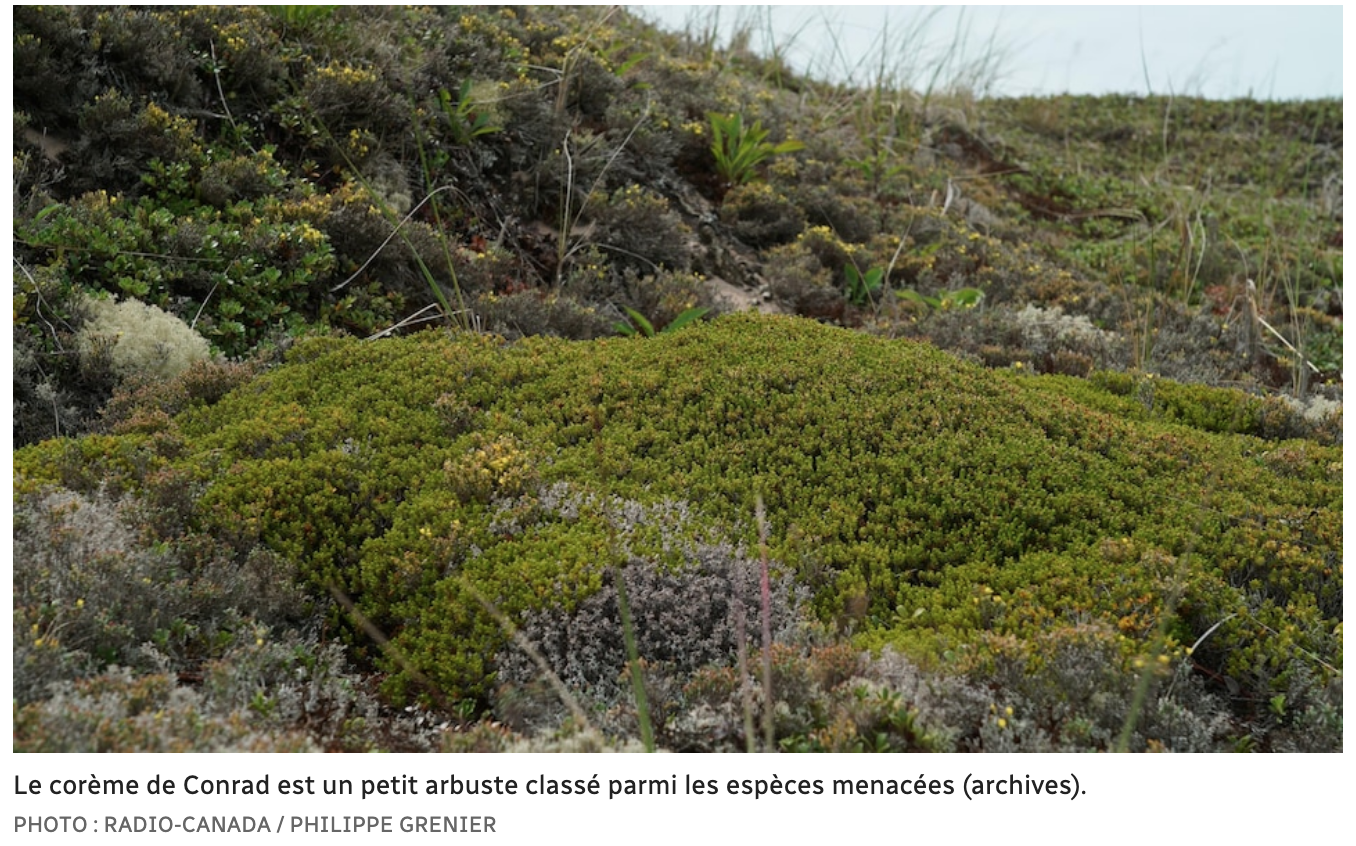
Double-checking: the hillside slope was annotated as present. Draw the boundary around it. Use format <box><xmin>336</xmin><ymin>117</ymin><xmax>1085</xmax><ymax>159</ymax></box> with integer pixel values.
<box><xmin>14</xmin><ymin>6</ymin><xmax>1342</xmax><ymax>447</ymax></box>
<box><xmin>11</xmin><ymin>5</ymin><xmax>1342</xmax><ymax>752</ymax></box>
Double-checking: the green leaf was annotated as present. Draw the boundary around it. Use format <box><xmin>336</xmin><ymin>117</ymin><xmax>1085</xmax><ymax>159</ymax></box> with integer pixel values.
<box><xmin>660</xmin><ymin>306</ymin><xmax>711</xmax><ymax>334</ymax></box>
<box><xmin>621</xmin><ymin>306</ymin><xmax>655</xmax><ymax>338</ymax></box>
<box><xmin>896</xmin><ymin>289</ymin><xmax>939</xmax><ymax>309</ymax></box>
<box><xmin>33</xmin><ymin>203</ymin><xmax>64</xmax><ymax>223</ymax></box>
<box><xmin>943</xmin><ymin>287</ymin><xmax>985</xmax><ymax>309</ymax></box>
<box><xmin>614</xmin><ymin>52</ymin><xmax>649</xmax><ymax>77</ymax></box>
<box><xmin>707</xmin><ymin>112</ymin><xmax>799</xmax><ymax>188</ymax></box>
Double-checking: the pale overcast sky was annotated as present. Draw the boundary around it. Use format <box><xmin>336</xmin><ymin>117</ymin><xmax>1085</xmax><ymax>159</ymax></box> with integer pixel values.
<box><xmin>630</xmin><ymin>5</ymin><xmax>1343</xmax><ymax>100</ymax></box>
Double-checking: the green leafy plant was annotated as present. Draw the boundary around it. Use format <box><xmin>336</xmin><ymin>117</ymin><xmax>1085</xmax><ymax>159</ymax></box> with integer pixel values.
<box><xmin>614</xmin><ymin>305</ymin><xmax>710</xmax><ymax>337</ymax></box>
<box><xmin>896</xmin><ymin>286</ymin><xmax>985</xmax><ymax>312</ymax></box>
<box><xmin>16</xmin><ymin>178</ymin><xmax>335</xmax><ymax>357</ymax></box>
<box><xmin>264</xmin><ymin>5</ymin><xmax>337</xmax><ymax>31</ymax></box>
<box><xmin>845</xmin><ymin>265</ymin><xmax>884</xmax><ymax>307</ymax></box>
<box><xmin>438</xmin><ymin>81</ymin><xmax>501</xmax><ymax>145</ymax></box>
<box><xmin>708</xmin><ymin>112</ymin><xmax>804</xmax><ymax>188</ymax></box>
<box><xmin>601</xmin><ymin>41</ymin><xmax>649</xmax><ymax>78</ymax></box>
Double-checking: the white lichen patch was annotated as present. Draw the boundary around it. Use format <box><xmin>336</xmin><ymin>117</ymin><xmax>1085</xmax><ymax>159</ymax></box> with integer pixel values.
<box><xmin>76</xmin><ymin>294</ymin><xmax>211</xmax><ymax>383</ymax></box>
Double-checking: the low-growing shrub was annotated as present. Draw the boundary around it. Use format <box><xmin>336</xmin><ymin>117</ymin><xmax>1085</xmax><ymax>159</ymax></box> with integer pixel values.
<box><xmin>475</xmin><ymin>291</ymin><xmax>613</xmax><ymax>340</ymax></box>
<box><xmin>18</xmin><ymin>181</ymin><xmax>337</xmax><ymax>357</ymax></box>
<box><xmin>494</xmin><ymin>488</ymin><xmax>808</xmax><ymax>732</ymax></box>
<box><xmin>15</xmin><ymin>667</ymin><xmax>317</xmax><ymax>753</ymax></box>
<box><xmin>588</xmin><ymin>185</ymin><xmax>693</xmax><ymax>274</ymax></box>
<box><xmin>13</xmin><ymin>632</ymin><xmax>408</xmax><ymax>753</ymax></box>
<box><xmin>13</xmin><ymin>485</ymin><xmax>311</xmax><ymax>705</ymax></box>
<box><xmin>721</xmin><ymin>182</ymin><xmax>806</xmax><ymax>248</ymax></box>
<box><xmin>15</xmin><ymin>314</ymin><xmax>1339</xmax><ymax>739</ymax></box>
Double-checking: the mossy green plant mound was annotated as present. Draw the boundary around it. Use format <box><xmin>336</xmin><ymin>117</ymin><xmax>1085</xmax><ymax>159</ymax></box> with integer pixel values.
<box><xmin>15</xmin><ymin>313</ymin><xmax>1341</xmax><ymax>711</ymax></box>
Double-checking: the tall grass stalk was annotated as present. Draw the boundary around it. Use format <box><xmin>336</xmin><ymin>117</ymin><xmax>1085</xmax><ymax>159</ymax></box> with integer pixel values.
<box><xmin>410</xmin><ymin>109</ymin><xmax>470</xmax><ymax>325</ymax></box>
<box><xmin>555</xmin><ymin>98</ymin><xmax>653</xmax><ymax>286</ymax></box>
<box><xmin>614</xmin><ymin>565</ymin><xmax>655</xmax><ymax>752</ymax></box>
<box><xmin>326</xmin><ymin>583</ymin><xmax>452</xmax><ymax>713</ymax></box>
<box><xmin>552</xmin><ymin>5</ymin><xmax>621</xmax><ymax>119</ymax></box>
<box><xmin>313</xmin><ymin>110</ymin><xmax>471</xmax><ymax>332</ymax></box>
<box><xmin>1276</xmin><ymin>263</ymin><xmax>1319</xmax><ymax>397</ymax></box>
<box><xmin>669</xmin><ymin>6</ymin><xmax>1007</xmax><ymax>103</ymax></box>
<box><xmin>460</xmin><ymin>578</ymin><xmax>597</xmax><ymax>735</ymax></box>
<box><xmin>732</xmin><ymin>598</ymin><xmax>758</xmax><ymax>754</ymax></box>
<box><xmin>1121</xmin><ymin>280</ymin><xmax>1157</xmax><ymax>371</ymax></box>
<box><xmin>754</xmin><ymin>5</ymin><xmax>811</xmax><ymax>90</ymax></box>
<box><xmin>756</xmin><ymin>493</ymin><xmax>775</xmax><ymax>752</ymax></box>
<box><xmin>1167</xmin><ymin>189</ymin><xmax>1211</xmax><ymax>307</ymax></box>
<box><xmin>1113</xmin><ymin>582</ymin><xmax>1183</xmax><ymax>753</ymax></box>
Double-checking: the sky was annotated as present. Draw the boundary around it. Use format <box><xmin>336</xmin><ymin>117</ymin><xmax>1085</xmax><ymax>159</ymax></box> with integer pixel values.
<box><xmin>629</xmin><ymin>4</ymin><xmax>1343</xmax><ymax>100</ymax></box>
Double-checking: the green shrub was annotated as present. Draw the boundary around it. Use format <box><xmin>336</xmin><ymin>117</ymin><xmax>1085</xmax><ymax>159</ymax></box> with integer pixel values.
<box><xmin>16</xmin><ymin>314</ymin><xmax>1339</xmax><ymax>732</ymax></box>
<box><xmin>1085</xmin><ymin>370</ymin><xmax>1324</xmax><ymax>442</ymax></box>
<box><xmin>18</xmin><ymin>177</ymin><xmax>337</xmax><ymax>357</ymax></box>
